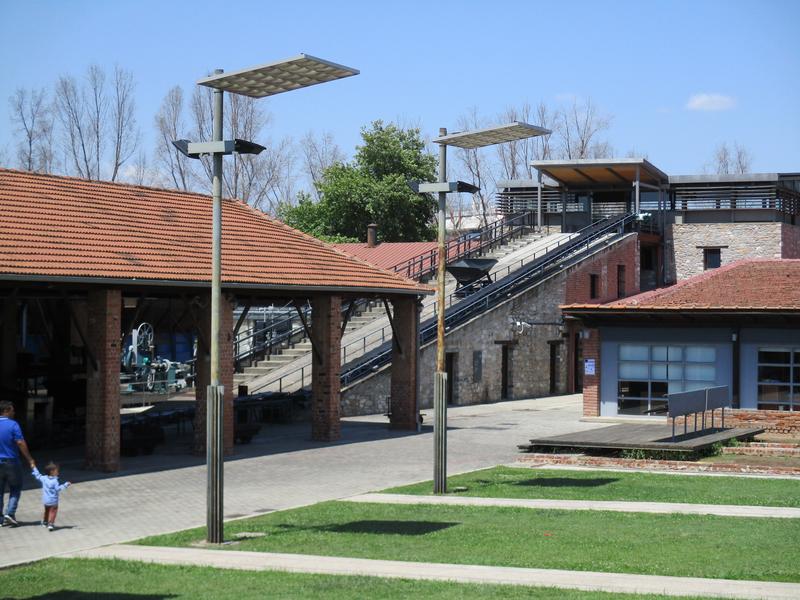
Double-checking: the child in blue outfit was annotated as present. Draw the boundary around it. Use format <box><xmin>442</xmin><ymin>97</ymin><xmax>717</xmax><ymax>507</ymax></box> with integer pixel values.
<box><xmin>32</xmin><ymin>462</ymin><xmax>70</xmax><ymax>531</ymax></box>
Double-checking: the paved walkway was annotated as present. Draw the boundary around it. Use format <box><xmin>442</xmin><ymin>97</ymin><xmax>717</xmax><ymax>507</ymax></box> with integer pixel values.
<box><xmin>343</xmin><ymin>493</ymin><xmax>800</xmax><ymax>519</ymax></box>
<box><xmin>0</xmin><ymin>395</ymin><xmax>597</xmax><ymax>568</ymax></box>
<box><xmin>70</xmin><ymin>544</ymin><xmax>800</xmax><ymax>600</ymax></box>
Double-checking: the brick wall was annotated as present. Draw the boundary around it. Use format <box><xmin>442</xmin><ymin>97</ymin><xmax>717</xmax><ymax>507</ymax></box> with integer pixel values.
<box><xmin>565</xmin><ymin>234</ymin><xmax>640</xmax><ymax>304</ymax></box>
<box><xmin>85</xmin><ymin>288</ymin><xmax>121</xmax><ymax>472</ymax></box>
<box><xmin>581</xmin><ymin>329</ymin><xmax>600</xmax><ymax>417</ymax></box>
<box><xmin>675</xmin><ymin>409</ymin><xmax>800</xmax><ymax>435</ymax></box>
<box><xmin>389</xmin><ymin>296</ymin><xmax>419</xmax><ymax>430</ymax></box>
<box><xmin>669</xmin><ymin>222</ymin><xmax>784</xmax><ymax>281</ymax></box>
<box><xmin>311</xmin><ymin>295</ymin><xmax>342</xmax><ymax>441</ymax></box>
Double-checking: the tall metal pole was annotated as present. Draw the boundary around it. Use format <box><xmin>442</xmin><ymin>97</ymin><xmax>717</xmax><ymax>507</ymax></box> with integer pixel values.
<box><xmin>207</xmin><ymin>68</ymin><xmax>225</xmax><ymax>544</ymax></box>
<box><xmin>634</xmin><ymin>165</ymin><xmax>641</xmax><ymax>215</ymax></box>
<box><xmin>434</xmin><ymin>128</ymin><xmax>448</xmax><ymax>494</ymax></box>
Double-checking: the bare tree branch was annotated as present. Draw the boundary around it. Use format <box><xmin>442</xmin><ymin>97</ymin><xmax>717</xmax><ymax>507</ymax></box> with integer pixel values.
<box><xmin>86</xmin><ymin>65</ymin><xmax>107</xmax><ymax>179</ymax></box>
<box><xmin>558</xmin><ymin>98</ymin><xmax>612</xmax><ymax>159</ymax></box>
<box><xmin>299</xmin><ymin>130</ymin><xmax>344</xmax><ymax>199</ymax></box>
<box><xmin>8</xmin><ymin>87</ymin><xmax>55</xmax><ymax>172</ymax></box>
<box><xmin>154</xmin><ymin>86</ymin><xmax>194</xmax><ymax>191</ymax></box>
<box><xmin>54</xmin><ymin>74</ymin><xmax>95</xmax><ymax>178</ymax></box>
<box><xmin>110</xmin><ymin>66</ymin><xmax>139</xmax><ymax>181</ymax></box>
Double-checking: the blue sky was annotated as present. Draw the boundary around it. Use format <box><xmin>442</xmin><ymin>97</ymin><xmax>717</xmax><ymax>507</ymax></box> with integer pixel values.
<box><xmin>1</xmin><ymin>0</ymin><xmax>798</xmax><ymax>175</ymax></box>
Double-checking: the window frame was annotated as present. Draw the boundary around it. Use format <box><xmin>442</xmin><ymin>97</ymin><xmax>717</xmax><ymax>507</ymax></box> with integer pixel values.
<box><xmin>617</xmin><ymin>343</ymin><xmax>717</xmax><ymax>416</ymax></box>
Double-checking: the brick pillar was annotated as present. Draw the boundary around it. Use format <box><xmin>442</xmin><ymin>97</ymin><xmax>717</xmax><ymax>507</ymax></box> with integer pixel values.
<box><xmin>311</xmin><ymin>295</ymin><xmax>341</xmax><ymax>441</ymax></box>
<box><xmin>582</xmin><ymin>328</ymin><xmax>601</xmax><ymax>417</ymax></box>
<box><xmin>390</xmin><ymin>296</ymin><xmax>419</xmax><ymax>430</ymax></box>
<box><xmin>85</xmin><ymin>289</ymin><xmax>121</xmax><ymax>472</ymax></box>
<box><xmin>193</xmin><ymin>293</ymin><xmax>235</xmax><ymax>455</ymax></box>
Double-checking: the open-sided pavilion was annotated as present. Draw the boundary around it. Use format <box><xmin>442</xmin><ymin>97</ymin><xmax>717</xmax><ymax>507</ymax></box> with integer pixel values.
<box><xmin>0</xmin><ymin>169</ymin><xmax>431</xmax><ymax>471</ymax></box>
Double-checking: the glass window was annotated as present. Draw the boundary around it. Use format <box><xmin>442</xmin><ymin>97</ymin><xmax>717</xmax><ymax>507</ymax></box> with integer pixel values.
<box><xmin>617</xmin><ymin>343</ymin><xmax>721</xmax><ymax>416</ymax></box>
<box><xmin>668</xmin><ymin>365</ymin><xmax>683</xmax><ymax>380</ymax></box>
<box><xmin>759</xmin><ymin>349</ymin><xmax>791</xmax><ymax>364</ymax></box>
<box><xmin>619</xmin><ymin>362</ymin><xmax>649</xmax><ymax>379</ymax></box>
<box><xmin>758</xmin><ymin>365</ymin><xmax>791</xmax><ymax>384</ymax></box>
<box><xmin>703</xmin><ymin>248</ymin><xmax>721</xmax><ymax>270</ymax></box>
<box><xmin>619</xmin><ymin>399</ymin><xmax>650</xmax><ymax>415</ymax></box>
<box><xmin>668</xmin><ymin>346</ymin><xmax>683</xmax><ymax>361</ymax></box>
<box><xmin>757</xmin><ymin>347</ymin><xmax>798</xmax><ymax>411</ymax></box>
<box><xmin>652</xmin><ymin>346</ymin><xmax>667</xmax><ymax>361</ymax></box>
<box><xmin>686</xmin><ymin>347</ymin><xmax>716</xmax><ymax>362</ymax></box>
<box><xmin>686</xmin><ymin>364</ymin><xmax>716</xmax><ymax>381</ymax></box>
<box><xmin>651</xmin><ymin>364</ymin><xmax>667</xmax><ymax>379</ymax></box>
<box><xmin>620</xmin><ymin>345</ymin><xmax>649</xmax><ymax>361</ymax></box>
<box><xmin>618</xmin><ymin>381</ymin><xmax>649</xmax><ymax>398</ymax></box>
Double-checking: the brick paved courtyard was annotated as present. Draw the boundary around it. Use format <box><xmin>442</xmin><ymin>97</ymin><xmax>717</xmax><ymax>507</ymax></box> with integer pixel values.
<box><xmin>0</xmin><ymin>394</ymin><xmax>592</xmax><ymax>568</ymax></box>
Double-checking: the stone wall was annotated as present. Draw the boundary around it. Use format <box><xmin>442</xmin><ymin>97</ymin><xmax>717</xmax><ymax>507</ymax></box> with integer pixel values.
<box><xmin>669</xmin><ymin>222</ymin><xmax>785</xmax><ymax>281</ymax></box>
<box><xmin>342</xmin><ymin>235</ymin><xmax>641</xmax><ymax>414</ymax></box>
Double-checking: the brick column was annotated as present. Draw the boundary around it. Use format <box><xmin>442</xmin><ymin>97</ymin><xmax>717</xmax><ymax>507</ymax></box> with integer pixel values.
<box><xmin>311</xmin><ymin>295</ymin><xmax>341</xmax><ymax>441</ymax></box>
<box><xmin>193</xmin><ymin>293</ymin><xmax>235</xmax><ymax>455</ymax></box>
<box><xmin>85</xmin><ymin>288</ymin><xmax>121</xmax><ymax>472</ymax></box>
<box><xmin>582</xmin><ymin>328</ymin><xmax>601</xmax><ymax>417</ymax></box>
<box><xmin>390</xmin><ymin>296</ymin><xmax>419</xmax><ymax>430</ymax></box>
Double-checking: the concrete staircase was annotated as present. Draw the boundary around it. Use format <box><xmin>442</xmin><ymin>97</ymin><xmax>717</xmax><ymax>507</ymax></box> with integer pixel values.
<box><xmin>234</xmin><ymin>302</ymin><xmax>387</xmax><ymax>388</ymax></box>
<box><xmin>245</xmin><ymin>230</ymin><xmax>571</xmax><ymax>394</ymax></box>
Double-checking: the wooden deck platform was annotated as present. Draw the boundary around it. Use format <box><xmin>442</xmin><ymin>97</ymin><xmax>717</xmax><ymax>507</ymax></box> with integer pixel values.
<box><xmin>520</xmin><ymin>424</ymin><xmax>764</xmax><ymax>453</ymax></box>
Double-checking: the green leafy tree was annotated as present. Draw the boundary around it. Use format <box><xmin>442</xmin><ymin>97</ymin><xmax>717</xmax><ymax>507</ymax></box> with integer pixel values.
<box><xmin>280</xmin><ymin>121</ymin><xmax>437</xmax><ymax>242</ymax></box>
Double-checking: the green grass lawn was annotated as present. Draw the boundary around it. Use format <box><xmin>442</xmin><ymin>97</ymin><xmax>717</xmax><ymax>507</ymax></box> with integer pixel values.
<box><xmin>138</xmin><ymin>501</ymin><xmax>800</xmax><ymax>582</ymax></box>
<box><xmin>384</xmin><ymin>466</ymin><xmax>800</xmax><ymax>506</ymax></box>
<box><xmin>2</xmin><ymin>558</ymin><xmax>717</xmax><ymax>600</ymax></box>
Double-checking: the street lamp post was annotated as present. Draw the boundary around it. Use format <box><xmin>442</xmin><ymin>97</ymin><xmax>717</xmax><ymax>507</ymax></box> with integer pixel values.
<box><xmin>175</xmin><ymin>55</ymin><xmax>358</xmax><ymax>543</ymax></box>
<box><xmin>424</xmin><ymin>122</ymin><xmax>551</xmax><ymax>494</ymax></box>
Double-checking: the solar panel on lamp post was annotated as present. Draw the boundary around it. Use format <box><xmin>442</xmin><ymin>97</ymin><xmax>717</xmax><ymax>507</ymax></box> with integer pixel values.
<box><xmin>428</xmin><ymin>122</ymin><xmax>550</xmax><ymax>495</ymax></box>
<box><xmin>180</xmin><ymin>54</ymin><xmax>358</xmax><ymax>544</ymax></box>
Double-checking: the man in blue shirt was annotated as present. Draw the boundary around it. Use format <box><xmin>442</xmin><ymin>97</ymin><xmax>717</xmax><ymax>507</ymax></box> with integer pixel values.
<box><xmin>0</xmin><ymin>400</ymin><xmax>36</xmax><ymax>527</ymax></box>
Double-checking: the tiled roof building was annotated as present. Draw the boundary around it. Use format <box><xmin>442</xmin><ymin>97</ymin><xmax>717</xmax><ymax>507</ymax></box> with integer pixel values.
<box><xmin>0</xmin><ymin>169</ymin><xmax>430</xmax><ymax>295</ymax></box>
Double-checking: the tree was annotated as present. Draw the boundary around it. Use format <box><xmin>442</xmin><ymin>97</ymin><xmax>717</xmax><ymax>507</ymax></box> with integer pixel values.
<box><xmin>189</xmin><ymin>85</ymin><xmax>295</xmax><ymax>213</ymax></box>
<box><xmin>711</xmin><ymin>142</ymin><xmax>752</xmax><ymax>174</ymax></box>
<box><xmin>154</xmin><ymin>86</ymin><xmax>194</xmax><ymax>191</ymax></box>
<box><xmin>455</xmin><ymin>108</ymin><xmax>495</xmax><ymax>229</ymax></box>
<box><xmin>299</xmin><ymin>130</ymin><xmax>345</xmax><ymax>199</ymax></box>
<box><xmin>53</xmin><ymin>64</ymin><xmax>139</xmax><ymax>181</ymax></box>
<box><xmin>558</xmin><ymin>98</ymin><xmax>612</xmax><ymax>159</ymax></box>
<box><xmin>280</xmin><ymin>121</ymin><xmax>437</xmax><ymax>242</ymax></box>
<box><xmin>8</xmin><ymin>87</ymin><xmax>55</xmax><ymax>173</ymax></box>
<box><xmin>109</xmin><ymin>66</ymin><xmax>139</xmax><ymax>181</ymax></box>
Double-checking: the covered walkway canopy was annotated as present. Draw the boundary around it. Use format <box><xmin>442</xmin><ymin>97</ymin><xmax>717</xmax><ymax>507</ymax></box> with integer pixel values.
<box><xmin>532</xmin><ymin>158</ymin><xmax>669</xmax><ymax>188</ymax></box>
<box><xmin>0</xmin><ymin>169</ymin><xmax>431</xmax><ymax>471</ymax></box>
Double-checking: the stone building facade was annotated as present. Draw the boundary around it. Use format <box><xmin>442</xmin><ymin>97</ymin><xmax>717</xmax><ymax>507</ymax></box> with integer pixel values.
<box><xmin>668</xmin><ymin>222</ymin><xmax>800</xmax><ymax>281</ymax></box>
<box><xmin>341</xmin><ymin>234</ymin><xmax>641</xmax><ymax>414</ymax></box>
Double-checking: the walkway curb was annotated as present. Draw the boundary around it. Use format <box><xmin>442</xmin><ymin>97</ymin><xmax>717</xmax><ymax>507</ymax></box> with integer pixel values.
<box><xmin>342</xmin><ymin>493</ymin><xmax>800</xmax><ymax>519</ymax></box>
<box><xmin>68</xmin><ymin>544</ymin><xmax>800</xmax><ymax>600</ymax></box>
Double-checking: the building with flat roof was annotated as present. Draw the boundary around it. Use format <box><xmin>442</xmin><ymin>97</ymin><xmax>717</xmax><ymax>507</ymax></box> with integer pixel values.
<box><xmin>563</xmin><ymin>259</ymin><xmax>800</xmax><ymax>432</ymax></box>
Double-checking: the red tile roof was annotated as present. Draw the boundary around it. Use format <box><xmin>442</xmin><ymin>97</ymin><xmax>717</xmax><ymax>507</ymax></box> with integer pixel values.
<box><xmin>563</xmin><ymin>259</ymin><xmax>800</xmax><ymax>311</ymax></box>
<box><xmin>333</xmin><ymin>242</ymin><xmax>438</xmax><ymax>272</ymax></box>
<box><xmin>0</xmin><ymin>169</ymin><xmax>431</xmax><ymax>295</ymax></box>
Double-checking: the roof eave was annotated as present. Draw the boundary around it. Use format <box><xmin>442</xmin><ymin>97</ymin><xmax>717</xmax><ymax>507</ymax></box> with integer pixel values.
<box><xmin>0</xmin><ymin>273</ymin><xmax>432</xmax><ymax>296</ymax></box>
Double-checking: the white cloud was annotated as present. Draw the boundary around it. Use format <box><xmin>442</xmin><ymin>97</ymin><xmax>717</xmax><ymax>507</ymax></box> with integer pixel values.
<box><xmin>686</xmin><ymin>93</ymin><xmax>736</xmax><ymax>111</ymax></box>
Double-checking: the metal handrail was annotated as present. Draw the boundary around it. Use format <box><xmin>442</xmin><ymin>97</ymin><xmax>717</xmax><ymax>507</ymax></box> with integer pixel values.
<box><xmin>340</xmin><ymin>212</ymin><xmax>636</xmax><ymax>386</ymax></box>
<box><xmin>234</xmin><ymin>298</ymin><xmax>371</xmax><ymax>366</ymax></box>
<box><xmin>253</xmin><ymin>214</ymin><xmax>635</xmax><ymax>393</ymax></box>
<box><xmin>391</xmin><ymin>211</ymin><xmax>538</xmax><ymax>281</ymax></box>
